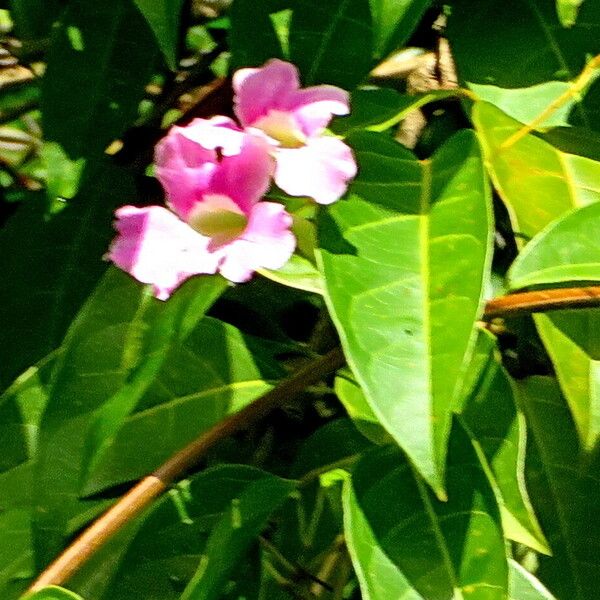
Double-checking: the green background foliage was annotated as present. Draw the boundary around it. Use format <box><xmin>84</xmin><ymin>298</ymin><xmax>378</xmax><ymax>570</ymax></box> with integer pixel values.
<box><xmin>0</xmin><ymin>0</ymin><xmax>599</xmax><ymax>598</ymax></box>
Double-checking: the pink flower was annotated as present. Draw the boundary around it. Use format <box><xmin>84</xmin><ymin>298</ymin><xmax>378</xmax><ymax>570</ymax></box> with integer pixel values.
<box><xmin>233</xmin><ymin>59</ymin><xmax>357</xmax><ymax>205</ymax></box>
<box><xmin>108</xmin><ymin>117</ymin><xmax>295</xmax><ymax>300</ymax></box>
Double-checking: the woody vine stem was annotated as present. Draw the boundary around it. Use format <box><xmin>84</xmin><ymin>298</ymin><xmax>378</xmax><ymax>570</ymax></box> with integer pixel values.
<box><xmin>28</xmin><ymin>284</ymin><xmax>600</xmax><ymax>592</ymax></box>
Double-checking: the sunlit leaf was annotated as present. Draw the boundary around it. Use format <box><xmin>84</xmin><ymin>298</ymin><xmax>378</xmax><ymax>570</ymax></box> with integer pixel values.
<box><xmin>103</xmin><ymin>466</ymin><xmax>293</xmax><ymax>599</ymax></box>
<box><xmin>33</xmin><ymin>269</ymin><xmax>225</xmax><ymax>564</ymax></box>
<box><xmin>508</xmin><ymin>203</ymin><xmax>600</xmax><ymax>289</ymax></box>
<box><xmin>447</xmin><ymin>0</ymin><xmax>600</xmax><ymax>88</ymax></box>
<box><xmin>509</xmin><ymin>560</ymin><xmax>557</xmax><ymax>600</ymax></box>
<box><xmin>83</xmin><ymin>317</ymin><xmax>284</xmax><ymax>495</ymax></box>
<box><xmin>535</xmin><ymin>311</ymin><xmax>600</xmax><ymax>449</ymax></box>
<box><xmin>517</xmin><ymin>377</ymin><xmax>600</xmax><ymax>599</ymax></box>
<box><xmin>318</xmin><ymin>129</ymin><xmax>492</xmax><ymax>492</ymax></box>
<box><xmin>344</xmin><ymin>421</ymin><xmax>508</xmax><ymax>599</ymax></box>
<box><xmin>474</xmin><ymin>101</ymin><xmax>600</xmax><ymax>239</ymax></box>
<box><xmin>461</xmin><ymin>356</ymin><xmax>549</xmax><ymax>553</ymax></box>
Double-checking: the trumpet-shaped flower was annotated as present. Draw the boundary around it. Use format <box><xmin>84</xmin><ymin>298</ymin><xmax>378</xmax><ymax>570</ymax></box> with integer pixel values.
<box><xmin>233</xmin><ymin>59</ymin><xmax>357</xmax><ymax>205</ymax></box>
<box><xmin>108</xmin><ymin>117</ymin><xmax>295</xmax><ymax>300</ymax></box>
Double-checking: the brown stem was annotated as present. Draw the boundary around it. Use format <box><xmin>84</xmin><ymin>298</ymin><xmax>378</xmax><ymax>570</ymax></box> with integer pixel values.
<box><xmin>483</xmin><ymin>286</ymin><xmax>600</xmax><ymax>319</ymax></box>
<box><xmin>28</xmin><ymin>347</ymin><xmax>346</xmax><ymax>592</ymax></box>
<box><xmin>27</xmin><ymin>284</ymin><xmax>600</xmax><ymax>591</ymax></box>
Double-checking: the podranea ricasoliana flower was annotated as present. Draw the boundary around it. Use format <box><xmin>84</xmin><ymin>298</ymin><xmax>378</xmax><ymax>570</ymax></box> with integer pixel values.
<box><xmin>233</xmin><ymin>59</ymin><xmax>357</xmax><ymax>205</ymax></box>
<box><xmin>108</xmin><ymin>117</ymin><xmax>295</xmax><ymax>300</ymax></box>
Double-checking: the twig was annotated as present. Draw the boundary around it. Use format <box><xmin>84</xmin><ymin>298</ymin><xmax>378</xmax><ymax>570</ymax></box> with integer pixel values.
<box><xmin>483</xmin><ymin>286</ymin><xmax>600</xmax><ymax>319</ymax></box>
<box><xmin>26</xmin><ymin>284</ymin><xmax>600</xmax><ymax>591</ymax></box>
<box><xmin>27</xmin><ymin>347</ymin><xmax>346</xmax><ymax>592</ymax></box>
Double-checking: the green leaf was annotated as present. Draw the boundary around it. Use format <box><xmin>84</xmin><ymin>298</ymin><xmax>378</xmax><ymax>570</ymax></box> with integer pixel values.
<box><xmin>517</xmin><ymin>377</ymin><xmax>600</xmax><ymax>599</ymax></box>
<box><xmin>83</xmin><ymin>317</ymin><xmax>284</xmax><ymax>495</ymax></box>
<box><xmin>447</xmin><ymin>0</ymin><xmax>600</xmax><ymax>87</ymax></box>
<box><xmin>8</xmin><ymin>0</ymin><xmax>62</xmax><ymax>39</ymax></box>
<box><xmin>469</xmin><ymin>81</ymin><xmax>573</xmax><ymax>128</ymax></box>
<box><xmin>0</xmin><ymin>160</ymin><xmax>136</xmax><ymax>391</ymax></box>
<box><xmin>461</xmin><ymin>357</ymin><xmax>549</xmax><ymax>553</ymax></box>
<box><xmin>334</xmin><ymin>369</ymin><xmax>391</xmax><ymax>444</ymax></box>
<box><xmin>509</xmin><ymin>560</ymin><xmax>557</xmax><ymax>600</ymax></box>
<box><xmin>258</xmin><ymin>254</ymin><xmax>324</xmax><ymax>295</ymax></box>
<box><xmin>290</xmin><ymin>418</ymin><xmax>373</xmax><ymax>478</ymax></box>
<box><xmin>133</xmin><ymin>0</ymin><xmax>185</xmax><ymax>70</ymax></box>
<box><xmin>369</xmin><ymin>0</ymin><xmax>432</xmax><ymax>59</ymax></box>
<box><xmin>42</xmin><ymin>0</ymin><xmax>158</xmax><ymax>159</ymax></box>
<box><xmin>344</xmin><ymin>420</ymin><xmax>508</xmax><ymax>600</ymax></box>
<box><xmin>0</xmin><ymin>509</ymin><xmax>33</xmax><ymax>596</ymax></box>
<box><xmin>289</xmin><ymin>0</ymin><xmax>373</xmax><ymax>88</ymax></box>
<box><xmin>32</xmin><ymin>269</ymin><xmax>225</xmax><ymax>564</ymax></box>
<box><xmin>474</xmin><ymin>101</ymin><xmax>600</xmax><ymax>239</ymax></box>
<box><xmin>556</xmin><ymin>0</ymin><xmax>585</xmax><ymax>27</ymax></box>
<box><xmin>180</xmin><ymin>476</ymin><xmax>295</xmax><ymax>599</ymax></box>
<box><xmin>103</xmin><ymin>466</ymin><xmax>293</xmax><ymax>599</ymax></box>
<box><xmin>508</xmin><ymin>203</ymin><xmax>600</xmax><ymax>289</ymax></box>
<box><xmin>0</xmin><ymin>353</ymin><xmax>52</xmax><ymax>473</ymax></box>
<box><xmin>80</xmin><ymin>280</ymin><xmax>227</xmax><ymax>492</ymax></box>
<box><xmin>535</xmin><ymin>311</ymin><xmax>600</xmax><ymax>449</ymax></box>
<box><xmin>343</xmin><ymin>478</ymin><xmax>423</xmax><ymax>600</ymax></box>
<box><xmin>318</xmin><ymin>130</ymin><xmax>492</xmax><ymax>492</ymax></box>
<box><xmin>331</xmin><ymin>87</ymin><xmax>459</xmax><ymax>135</ymax></box>
<box><xmin>229</xmin><ymin>0</ymin><xmax>284</xmax><ymax>70</ymax></box>
<box><xmin>23</xmin><ymin>587</ymin><xmax>84</xmax><ymax>600</ymax></box>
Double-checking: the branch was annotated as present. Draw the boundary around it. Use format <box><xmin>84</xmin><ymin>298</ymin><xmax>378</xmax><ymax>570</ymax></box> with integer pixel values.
<box><xmin>27</xmin><ymin>284</ymin><xmax>600</xmax><ymax>591</ymax></box>
<box><xmin>28</xmin><ymin>347</ymin><xmax>346</xmax><ymax>592</ymax></box>
<box><xmin>483</xmin><ymin>285</ymin><xmax>600</xmax><ymax>319</ymax></box>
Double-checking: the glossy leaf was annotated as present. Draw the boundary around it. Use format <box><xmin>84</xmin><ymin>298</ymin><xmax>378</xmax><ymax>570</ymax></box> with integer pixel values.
<box><xmin>84</xmin><ymin>317</ymin><xmax>284</xmax><ymax>494</ymax></box>
<box><xmin>461</xmin><ymin>356</ymin><xmax>549</xmax><ymax>553</ymax></box>
<box><xmin>535</xmin><ymin>311</ymin><xmax>600</xmax><ymax>449</ymax></box>
<box><xmin>334</xmin><ymin>369</ymin><xmax>390</xmax><ymax>444</ymax></box>
<box><xmin>474</xmin><ymin>101</ymin><xmax>600</xmax><ymax>239</ymax></box>
<box><xmin>344</xmin><ymin>421</ymin><xmax>508</xmax><ymax>600</ymax></box>
<box><xmin>133</xmin><ymin>0</ymin><xmax>185</xmax><ymax>70</ymax></box>
<box><xmin>289</xmin><ymin>0</ymin><xmax>373</xmax><ymax>88</ymax></box>
<box><xmin>104</xmin><ymin>466</ymin><xmax>293</xmax><ymax>599</ymax></box>
<box><xmin>23</xmin><ymin>587</ymin><xmax>84</xmax><ymax>600</ymax></box>
<box><xmin>369</xmin><ymin>0</ymin><xmax>432</xmax><ymax>59</ymax></box>
<box><xmin>42</xmin><ymin>0</ymin><xmax>158</xmax><ymax>159</ymax></box>
<box><xmin>447</xmin><ymin>0</ymin><xmax>600</xmax><ymax>87</ymax></box>
<box><xmin>180</xmin><ymin>475</ymin><xmax>295</xmax><ymax>599</ymax></box>
<box><xmin>469</xmin><ymin>81</ymin><xmax>573</xmax><ymax>128</ymax></box>
<box><xmin>258</xmin><ymin>254</ymin><xmax>324</xmax><ymax>295</ymax></box>
<box><xmin>33</xmin><ymin>269</ymin><xmax>225</xmax><ymax>564</ymax></box>
<box><xmin>318</xmin><ymin>129</ymin><xmax>492</xmax><ymax>491</ymax></box>
<box><xmin>332</xmin><ymin>87</ymin><xmax>459</xmax><ymax>135</ymax></box>
<box><xmin>508</xmin><ymin>203</ymin><xmax>600</xmax><ymax>289</ymax></box>
<box><xmin>509</xmin><ymin>560</ymin><xmax>557</xmax><ymax>600</ymax></box>
<box><xmin>229</xmin><ymin>0</ymin><xmax>283</xmax><ymax>70</ymax></box>
<box><xmin>518</xmin><ymin>377</ymin><xmax>600</xmax><ymax>599</ymax></box>
<box><xmin>0</xmin><ymin>161</ymin><xmax>135</xmax><ymax>391</ymax></box>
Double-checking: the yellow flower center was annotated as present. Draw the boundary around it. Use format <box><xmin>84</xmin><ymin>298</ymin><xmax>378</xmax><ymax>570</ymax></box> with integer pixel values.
<box><xmin>253</xmin><ymin>110</ymin><xmax>306</xmax><ymax>148</ymax></box>
<box><xmin>188</xmin><ymin>195</ymin><xmax>248</xmax><ymax>246</ymax></box>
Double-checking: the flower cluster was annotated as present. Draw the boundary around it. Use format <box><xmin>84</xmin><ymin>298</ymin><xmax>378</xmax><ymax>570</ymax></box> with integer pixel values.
<box><xmin>108</xmin><ymin>59</ymin><xmax>357</xmax><ymax>300</ymax></box>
